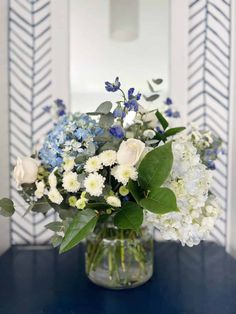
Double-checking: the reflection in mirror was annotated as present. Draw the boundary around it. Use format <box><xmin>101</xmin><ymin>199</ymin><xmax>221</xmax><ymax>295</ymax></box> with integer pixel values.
<box><xmin>70</xmin><ymin>0</ymin><xmax>169</xmax><ymax>112</ymax></box>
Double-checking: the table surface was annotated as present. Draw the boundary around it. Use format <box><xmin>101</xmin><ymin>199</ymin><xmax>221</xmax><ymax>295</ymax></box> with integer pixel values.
<box><xmin>0</xmin><ymin>242</ymin><xmax>236</xmax><ymax>314</ymax></box>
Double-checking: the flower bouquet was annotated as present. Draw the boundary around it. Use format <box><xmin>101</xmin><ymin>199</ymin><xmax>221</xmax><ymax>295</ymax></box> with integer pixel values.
<box><xmin>0</xmin><ymin>78</ymin><xmax>222</xmax><ymax>289</ymax></box>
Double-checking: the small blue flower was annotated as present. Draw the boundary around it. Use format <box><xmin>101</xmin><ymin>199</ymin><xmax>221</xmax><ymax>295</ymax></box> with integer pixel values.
<box><xmin>172</xmin><ymin>111</ymin><xmax>180</xmax><ymax>118</ymax></box>
<box><xmin>165</xmin><ymin>108</ymin><xmax>173</xmax><ymax>117</ymax></box>
<box><xmin>164</xmin><ymin>97</ymin><xmax>173</xmax><ymax>105</ymax></box>
<box><xmin>156</xmin><ymin>127</ymin><xmax>164</xmax><ymax>135</ymax></box>
<box><xmin>113</xmin><ymin>107</ymin><xmax>126</xmax><ymax>119</ymax></box>
<box><xmin>125</xmin><ymin>99</ymin><xmax>138</xmax><ymax>112</ymax></box>
<box><xmin>207</xmin><ymin>160</ymin><xmax>216</xmax><ymax>170</ymax></box>
<box><xmin>128</xmin><ymin>88</ymin><xmax>141</xmax><ymax>101</ymax></box>
<box><xmin>122</xmin><ymin>196</ymin><xmax>130</xmax><ymax>202</ymax></box>
<box><xmin>43</xmin><ymin>105</ymin><xmax>51</xmax><ymax>113</ymax></box>
<box><xmin>105</xmin><ymin>77</ymin><xmax>121</xmax><ymax>92</ymax></box>
<box><xmin>109</xmin><ymin>125</ymin><xmax>125</xmax><ymax>138</ymax></box>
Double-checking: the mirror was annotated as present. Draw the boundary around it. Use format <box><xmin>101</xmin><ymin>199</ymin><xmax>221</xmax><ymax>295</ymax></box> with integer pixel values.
<box><xmin>70</xmin><ymin>0</ymin><xmax>170</xmax><ymax>112</ymax></box>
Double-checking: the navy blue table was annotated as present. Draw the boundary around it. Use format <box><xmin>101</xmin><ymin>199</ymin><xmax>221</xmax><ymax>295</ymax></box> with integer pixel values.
<box><xmin>0</xmin><ymin>242</ymin><xmax>236</xmax><ymax>314</ymax></box>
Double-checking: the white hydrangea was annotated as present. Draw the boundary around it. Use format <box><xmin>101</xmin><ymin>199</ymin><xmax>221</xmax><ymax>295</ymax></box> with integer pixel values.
<box><xmin>35</xmin><ymin>181</ymin><xmax>45</xmax><ymax>199</ymax></box>
<box><xmin>99</xmin><ymin>150</ymin><xmax>117</xmax><ymax>167</ymax></box>
<box><xmin>111</xmin><ymin>164</ymin><xmax>138</xmax><ymax>185</ymax></box>
<box><xmin>62</xmin><ymin>172</ymin><xmax>80</xmax><ymax>193</ymax></box>
<box><xmin>84</xmin><ymin>156</ymin><xmax>103</xmax><ymax>173</ymax></box>
<box><xmin>84</xmin><ymin>173</ymin><xmax>105</xmax><ymax>197</ymax></box>
<box><xmin>48</xmin><ymin>188</ymin><xmax>63</xmax><ymax>205</ymax></box>
<box><xmin>145</xmin><ymin>136</ymin><xmax>221</xmax><ymax>247</ymax></box>
<box><xmin>106</xmin><ymin>196</ymin><xmax>121</xmax><ymax>207</ymax></box>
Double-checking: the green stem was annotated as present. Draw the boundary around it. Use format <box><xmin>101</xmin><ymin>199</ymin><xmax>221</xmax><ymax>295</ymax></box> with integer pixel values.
<box><xmin>120</xmin><ymin>230</ymin><xmax>126</xmax><ymax>272</ymax></box>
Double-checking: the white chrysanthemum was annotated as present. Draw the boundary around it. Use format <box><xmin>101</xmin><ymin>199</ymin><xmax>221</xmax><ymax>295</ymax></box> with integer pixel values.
<box><xmin>84</xmin><ymin>173</ymin><xmax>105</xmax><ymax>197</ymax></box>
<box><xmin>84</xmin><ymin>156</ymin><xmax>103</xmax><ymax>173</ymax></box>
<box><xmin>48</xmin><ymin>188</ymin><xmax>63</xmax><ymax>204</ymax></box>
<box><xmin>99</xmin><ymin>150</ymin><xmax>117</xmax><ymax>167</ymax></box>
<box><xmin>35</xmin><ymin>181</ymin><xmax>45</xmax><ymax>199</ymax></box>
<box><xmin>145</xmin><ymin>136</ymin><xmax>221</xmax><ymax>247</ymax></box>
<box><xmin>48</xmin><ymin>169</ymin><xmax>57</xmax><ymax>188</ymax></box>
<box><xmin>63</xmin><ymin>157</ymin><xmax>75</xmax><ymax>172</ymax></box>
<box><xmin>143</xmin><ymin>129</ymin><xmax>156</xmax><ymax>139</ymax></box>
<box><xmin>62</xmin><ymin>172</ymin><xmax>80</xmax><ymax>193</ymax></box>
<box><xmin>111</xmin><ymin>164</ymin><xmax>138</xmax><ymax>185</ymax></box>
<box><xmin>106</xmin><ymin>196</ymin><xmax>121</xmax><ymax>207</ymax></box>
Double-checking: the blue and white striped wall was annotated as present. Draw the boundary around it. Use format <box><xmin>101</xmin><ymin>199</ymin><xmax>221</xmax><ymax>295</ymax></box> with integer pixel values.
<box><xmin>188</xmin><ymin>0</ymin><xmax>231</xmax><ymax>246</ymax></box>
<box><xmin>7</xmin><ymin>0</ymin><xmax>232</xmax><ymax>246</ymax></box>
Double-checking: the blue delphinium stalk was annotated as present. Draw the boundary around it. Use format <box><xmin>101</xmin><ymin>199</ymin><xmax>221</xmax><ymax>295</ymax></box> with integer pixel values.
<box><xmin>109</xmin><ymin>125</ymin><xmax>125</xmax><ymax>139</ymax></box>
<box><xmin>125</xmin><ymin>88</ymin><xmax>141</xmax><ymax>112</ymax></box>
<box><xmin>105</xmin><ymin>77</ymin><xmax>121</xmax><ymax>92</ymax></box>
<box><xmin>113</xmin><ymin>106</ymin><xmax>126</xmax><ymax>119</ymax></box>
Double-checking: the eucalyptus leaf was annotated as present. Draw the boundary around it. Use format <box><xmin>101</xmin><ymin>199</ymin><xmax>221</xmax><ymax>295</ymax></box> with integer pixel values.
<box><xmin>114</xmin><ymin>202</ymin><xmax>143</xmax><ymax>230</ymax></box>
<box><xmin>29</xmin><ymin>197</ymin><xmax>51</xmax><ymax>214</ymax></box>
<box><xmin>143</xmin><ymin>94</ymin><xmax>160</xmax><ymax>102</ymax></box>
<box><xmin>45</xmin><ymin>221</ymin><xmax>64</xmax><ymax>232</ymax></box>
<box><xmin>99</xmin><ymin>113</ymin><xmax>114</xmax><ymax>128</ymax></box>
<box><xmin>138</xmin><ymin>141</ymin><xmax>173</xmax><ymax>190</ymax></box>
<box><xmin>0</xmin><ymin>198</ymin><xmax>15</xmax><ymax>217</ymax></box>
<box><xmin>152</xmin><ymin>78</ymin><xmax>163</xmax><ymax>85</ymax></box>
<box><xmin>96</xmin><ymin>101</ymin><xmax>113</xmax><ymax>114</ymax></box>
<box><xmin>50</xmin><ymin>234</ymin><xmax>63</xmax><ymax>248</ymax></box>
<box><xmin>140</xmin><ymin>187</ymin><xmax>178</xmax><ymax>214</ymax></box>
<box><xmin>147</xmin><ymin>81</ymin><xmax>155</xmax><ymax>92</ymax></box>
<box><xmin>60</xmin><ymin>209</ymin><xmax>98</xmax><ymax>253</ymax></box>
<box><xmin>155</xmin><ymin>110</ymin><xmax>169</xmax><ymax>130</ymax></box>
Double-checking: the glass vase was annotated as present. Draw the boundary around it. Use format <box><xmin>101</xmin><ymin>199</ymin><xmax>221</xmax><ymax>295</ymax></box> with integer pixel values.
<box><xmin>85</xmin><ymin>223</ymin><xmax>154</xmax><ymax>289</ymax></box>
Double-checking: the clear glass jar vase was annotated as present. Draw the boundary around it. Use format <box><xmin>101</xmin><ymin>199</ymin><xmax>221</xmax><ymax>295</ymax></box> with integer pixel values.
<box><xmin>85</xmin><ymin>223</ymin><xmax>154</xmax><ymax>289</ymax></box>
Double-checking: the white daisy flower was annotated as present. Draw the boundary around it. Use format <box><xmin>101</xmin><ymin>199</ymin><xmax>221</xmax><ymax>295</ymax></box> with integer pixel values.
<box><xmin>63</xmin><ymin>157</ymin><xmax>75</xmax><ymax>172</ymax></box>
<box><xmin>84</xmin><ymin>156</ymin><xmax>103</xmax><ymax>173</ymax></box>
<box><xmin>35</xmin><ymin>181</ymin><xmax>45</xmax><ymax>199</ymax></box>
<box><xmin>84</xmin><ymin>173</ymin><xmax>105</xmax><ymax>197</ymax></box>
<box><xmin>106</xmin><ymin>196</ymin><xmax>121</xmax><ymax>207</ymax></box>
<box><xmin>99</xmin><ymin>150</ymin><xmax>117</xmax><ymax>167</ymax></box>
<box><xmin>48</xmin><ymin>188</ymin><xmax>63</xmax><ymax>204</ymax></box>
<box><xmin>111</xmin><ymin>165</ymin><xmax>138</xmax><ymax>185</ymax></box>
<box><xmin>62</xmin><ymin>172</ymin><xmax>80</xmax><ymax>193</ymax></box>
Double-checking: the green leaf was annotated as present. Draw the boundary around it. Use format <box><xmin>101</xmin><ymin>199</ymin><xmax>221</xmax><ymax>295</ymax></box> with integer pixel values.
<box><xmin>140</xmin><ymin>187</ymin><xmax>178</xmax><ymax>214</ymax></box>
<box><xmin>143</xmin><ymin>94</ymin><xmax>160</xmax><ymax>102</ymax></box>
<box><xmin>147</xmin><ymin>81</ymin><xmax>155</xmax><ymax>92</ymax></box>
<box><xmin>87</xmin><ymin>202</ymin><xmax>111</xmax><ymax>210</ymax></box>
<box><xmin>164</xmin><ymin>127</ymin><xmax>186</xmax><ymax>137</ymax></box>
<box><xmin>45</xmin><ymin>221</ymin><xmax>64</xmax><ymax>232</ymax></box>
<box><xmin>155</xmin><ymin>110</ymin><xmax>169</xmax><ymax>130</ymax></box>
<box><xmin>114</xmin><ymin>202</ymin><xmax>143</xmax><ymax>230</ymax></box>
<box><xmin>128</xmin><ymin>180</ymin><xmax>144</xmax><ymax>204</ymax></box>
<box><xmin>138</xmin><ymin>141</ymin><xmax>173</xmax><ymax>190</ymax></box>
<box><xmin>60</xmin><ymin>209</ymin><xmax>98</xmax><ymax>253</ymax></box>
<box><xmin>0</xmin><ymin>198</ymin><xmax>15</xmax><ymax>217</ymax></box>
<box><xmin>152</xmin><ymin>78</ymin><xmax>163</xmax><ymax>85</ymax></box>
<box><xmin>50</xmin><ymin>234</ymin><xmax>63</xmax><ymax>248</ymax></box>
<box><xmin>96</xmin><ymin>101</ymin><xmax>113</xmax><ymax>114</ymax></box>
<box><xmin>99</xmin><ymin>112</ymin><xmax>114</xmax><ymax>128</ymax></box>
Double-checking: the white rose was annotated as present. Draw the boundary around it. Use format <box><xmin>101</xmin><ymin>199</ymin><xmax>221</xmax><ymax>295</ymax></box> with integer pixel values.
<box><xmin>13</xmin><ymin>157</ymin><xmax>39</xmax><ymax>186</ymax></box>
<box><xmin>117</xmin><ymin>139</ymin><xmax>145</xmax><ymax>166</ymax></box>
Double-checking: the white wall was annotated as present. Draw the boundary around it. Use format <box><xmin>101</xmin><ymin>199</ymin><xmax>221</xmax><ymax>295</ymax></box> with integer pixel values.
<box><xmin>70</xmin><ymin>0</ymin><xmax>169</xmax><ymax>112</ymax></box>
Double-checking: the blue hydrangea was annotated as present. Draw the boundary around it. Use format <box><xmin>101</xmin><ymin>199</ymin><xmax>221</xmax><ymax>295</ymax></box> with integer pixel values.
<box><xmin>39</xmin><ymin>113</ymin><xmax>103</xmax><ymax>169</ymax></box>
<box><xmin>105</xmin><ymin>77</ymin><xmax>121</xmax><ymax>92</ymax></box>
<box><xmin>109</xmin><ymin>125</ymin><xmax>125</xmax><ymax>139</ymax></box>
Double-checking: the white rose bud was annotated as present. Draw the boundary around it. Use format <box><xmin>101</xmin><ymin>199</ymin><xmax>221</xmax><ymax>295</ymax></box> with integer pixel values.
<box><xmin>13</xmin><ymin>157</ymin><xmax>39</xmax><ymax>186</ymax></box>
<box><xmin>117</xmin><ymin>138</ymin><xmax>145</xmax><ymax>166</ymax></box>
